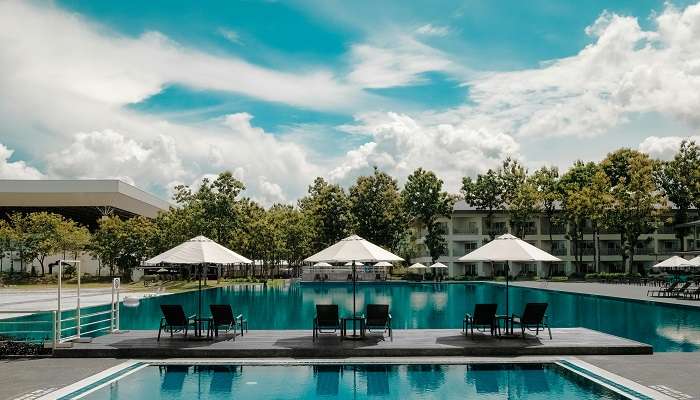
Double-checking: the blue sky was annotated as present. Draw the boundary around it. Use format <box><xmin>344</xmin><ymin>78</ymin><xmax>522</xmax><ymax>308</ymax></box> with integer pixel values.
<box><xmin>1</xmin><ymin>0</ymin><xmax>700</xmax><ymax>203</ymax></box>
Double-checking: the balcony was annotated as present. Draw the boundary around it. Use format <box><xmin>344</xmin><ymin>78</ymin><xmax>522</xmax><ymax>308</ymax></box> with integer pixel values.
<box><xmin>452</xmin><ymin>226</ymin><xmax>480</xmax><ymax>235</ymax></box>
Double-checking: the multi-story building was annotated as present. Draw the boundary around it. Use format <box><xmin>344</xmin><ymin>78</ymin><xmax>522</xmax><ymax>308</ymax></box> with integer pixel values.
<box><xmin>410</xmin><ymin>201</ymin><xmax>697</xmax><ymax>278</ymax></box>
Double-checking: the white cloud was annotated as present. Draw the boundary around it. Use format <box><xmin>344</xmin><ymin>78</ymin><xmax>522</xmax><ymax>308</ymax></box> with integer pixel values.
<box><xmin>638</xmin><ymin>135</ymin><xmax>700</xmax><ymax>160</ymax></box>
<box><xmin>330</xmin><ymin>112</ymin><xmax>519</xmax><ymax>191</ymax></box>
<box><xmin>347</xmin><ymin>36</ymin><xmax>455</xmax><ymax>88</ymax></box>
<box><xmin>218</xmin><ymin>28</ymin><xmax>242</xmax><ymax>44</ymax></box>
<box><xmin>46</xmin><ymin>130</ymin><xmax>186</xmax><ymax>187</ymax></box>
<box><xmin>0</xmin><ymin>144</ymin><xmax>45</xmax><ymax>179</ymax></box>
<box><xmin>415</xmin><ymin>24</ymin><xmax>449</xmax><ymax>37</ymax></box>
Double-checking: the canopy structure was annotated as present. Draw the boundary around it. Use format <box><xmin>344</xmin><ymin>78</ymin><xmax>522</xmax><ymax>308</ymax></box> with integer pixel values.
<box><xmin>304</xmin><ymin>235</ymin><xmax>403</xmax><ymax>338</ymax></box>
<box><xmin>144</xmin><ymin>236</ymin><xmax>252</xmax><ymax>266</ymax></box>
<box><xmin>305</xmin><ymin>235</ymin><xmax>404</xmax><ymax>263</ymax></box>
<box><xmin>429</xmin><ymin>262</ymin><xmax>449</xmax><ymax>269</ymax></box>
<box><xmin>407</xmin><ymin>263</ymin><xmax>428</xmax><ymax>271</ymax></box>
<box><xmin>458</xmin><ymin>233</ymin><xmax>561</xmax><ymax>318</ymax></box>
<box><xmin>653</xmin><ymin>256</ymin><xmax>695</xmax><ymax>270</ymax></box>
<box><xmin>374</xmin><ymin>261</ymin><xmax>393</xmax><ymax>268</ymax></box>
<box><xmin>313</xmin><ymin>262</ymin><xmax>332</xmax><ymax>268</ymax></box>
<box><xmin>345</xmin><ymin>261</ymin><xmax>365</xmax><ymax>267</ymax></box>
<box><xmin>144</xmin><ymin>236</ymin><xmax>252</xmax><ymax>321</ymax></box>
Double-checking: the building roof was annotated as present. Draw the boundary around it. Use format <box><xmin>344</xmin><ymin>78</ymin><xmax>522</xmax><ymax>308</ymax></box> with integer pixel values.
<box><xmin>0</xmin><ymin>179</ymin><xmax>170</xmax><ymax>219</ymax></box>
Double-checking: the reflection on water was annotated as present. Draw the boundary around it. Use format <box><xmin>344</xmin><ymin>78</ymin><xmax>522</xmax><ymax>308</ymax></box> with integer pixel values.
<box><xmin>116</xmin><ymin>282</ymin><xmax>700</xmax><ymax>352</ymax></box>
<box><xmin>85</xmin><ymin>364</ymin><xmax>623</xmax><ymax>399</ymax></box>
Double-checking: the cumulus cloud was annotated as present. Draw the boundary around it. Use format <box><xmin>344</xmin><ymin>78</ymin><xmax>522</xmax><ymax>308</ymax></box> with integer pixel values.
<box><xmin>0</xmin><ymin>144</ymin><xmax>45</xmax><ymax>179</ymax></box>
<box><xmin>330</xmin><ymin>112</ymin><xmax>519</xmax><ymax>191</ymax></box>
<box><xmin>638</xmin><ymin>135</ymin><xmax>700</xmax><ymax>160</ymax></box>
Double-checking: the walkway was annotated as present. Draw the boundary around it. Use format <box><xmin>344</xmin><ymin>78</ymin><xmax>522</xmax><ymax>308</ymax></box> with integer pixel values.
<box><xmin>509</xmin><ymin>281</ymin><xmax>700</xmax><ymax>307</ymax></box>
<box><xmin>53</xmin><ymin>328</ymin><xmax>651</xmax><ymax>358</ymax></box>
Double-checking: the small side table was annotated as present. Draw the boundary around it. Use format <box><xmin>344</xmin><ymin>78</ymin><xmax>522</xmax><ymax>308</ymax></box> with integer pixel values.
<box><xmin>341</xmin><ymin>316</ymin><xmax>365</xmax><ymax>340</ymax></box>
<box><xmin>194</xmin><ymin>317</ymin><xmax>213</xmax><ymax>339</ymax></box>
<box><xmin>495</xmin><ymin>315</ymin><xmax>512</xmax><ymax>336</ymax></box>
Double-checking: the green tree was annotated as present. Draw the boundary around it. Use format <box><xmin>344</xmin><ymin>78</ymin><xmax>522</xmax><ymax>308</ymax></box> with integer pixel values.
<box><xmin>298</xmin><ymin>177</ymin><xmax>353</xmax><ymax>252</ymax></box>
<box><xmin>655</xmin><ymin>140</ymin><xmax>700</xmax><ymax>250</ymax></box>
<box><xmin>349</xmin><ymin>167</ymin><xmax>406</xmax><ymax>251</ymax></box>
<box><xmin>602</xmin><ymin>149</ymin><xmax>668</xmax><ymax>273</ymax></box>
<box><xmin>531</xmin><ymin>166</ymin><xmax>560</xmax><ymax>243</ymax></box>
<box><xmin>462</xmin><ymin>169</ymin><xmax>505</xmax><ymax>240</ymax></box>
<box><xmin>506</xmin><ymin>178</ymin><xmax>542</xmax><ymax>238</ymax></box>
<box><xmin>402</xmin><ymin>168</ymin><xmax>455</xmax><ymax>262</ymax></box>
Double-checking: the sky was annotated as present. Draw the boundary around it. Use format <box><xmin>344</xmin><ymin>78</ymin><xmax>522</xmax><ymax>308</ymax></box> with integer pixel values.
<box><xmin>2</xmin><ymin>0</ymin><xmax>700</xmax><ymax>204</ymax></box>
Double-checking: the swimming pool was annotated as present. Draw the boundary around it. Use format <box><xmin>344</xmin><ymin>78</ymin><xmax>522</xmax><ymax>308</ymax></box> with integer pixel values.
<box><xmin>63</xmin><ymin>363</ymin><xmax>633</xmax><ymax>399</ymax></box>
<box><xmin>115</xmin><ymin>282</ymin><xmax>700</xmax><ymax>352</ymax></box>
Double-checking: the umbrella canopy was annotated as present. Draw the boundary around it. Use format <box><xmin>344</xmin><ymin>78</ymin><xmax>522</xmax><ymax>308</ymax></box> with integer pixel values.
<box><xmin>156</xmin><ymin>268</ymin><xmax>169</xmax><ymax>273</ymax></box>
<box><xmin>429</xmin><ymin>262</ymin><xmax>449</xmax><ymax>269</ymax></box>
<box><xmin>458</xmin><ymin>233</ymin><xmax>561</xmax><ymax>263</ymax></box>
<box><xmin>345</xmin><ymin>261</ymin><xmax>365</xmax><ymax>267</ymax></box>
<box><xmin>313</xmin><ymin>262</ymin><xmax>332</xmax><ymax>267</ymax></box>
<box><xmin>653</xmin><ymin>256</ymin><xmax>694</xmax><ymax>270</ymax></box>
<box><xmin>689</xmin><ymin>256</ymin><xmax>700</xmax><ymax>267</ymax></box>
<box><xmin>304</xmin><ymin>235</ymin><xmax>404</xmax><ymax>263</ymax></box>
<box><xmin>145</xmin><ymin>236</ymin><xmax>252</xmax><ymax>265</ymax></box>
<box><xmin>374</xmin><ymin>261</ymin><xmax>393</xmax><ymax>267</ymax></box>
<box><xmin>407</xmin><ymin>263</ymin><xmax>428</xmax><ymax>270</ymax></box>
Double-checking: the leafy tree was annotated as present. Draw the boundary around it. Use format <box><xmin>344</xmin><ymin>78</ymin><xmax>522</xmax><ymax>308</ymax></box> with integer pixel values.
<box><xmin>349</xmin><ymin>167</ymin><xmax>406</xmax><ymax>251</ymax></box>
<box><xmin>229</xmin><ymin>199</ymin><xmax>266</xmax><ymax>277</ymax></box>
<box><xmin>602</xmin><ymin>149</ymin><xmax>667</xmax><ymax>273</ymax></box>
<box><xmin>91</xmin><ymin>216</ymin><xmax>158</xmax><ymax>280</ymax></box>
<box><xmin>402</xmin><ymin>168</ymin><xmax>455</xmax><ymax>262</ymax></box>
<box><xmin>655</xmin><ymin>140</ymin><xmax>700</xmax><ymax>250</ymax></box>
<box><xmin>559</xmin><ymin>161</ymin><xmax>599</xmax><ymax>273</ymax></box>
<box><xmin>531</xmin><ymin>166</ymin><xmax>560</xmax><ymax>243</ymax></box>
<box><xmin>298</xmin><ymin>177</ymin><xmax>353</xmax><ymax>252</ymax></box>
<box><xmin>462</xmin><ymin>169</ymin><xmax>505</xmax><ymax>240</ymax></box>
<box><xmin>506</xmin><ymin>178</ymin><xmax>542</xmax><ymax>238</ymax></box>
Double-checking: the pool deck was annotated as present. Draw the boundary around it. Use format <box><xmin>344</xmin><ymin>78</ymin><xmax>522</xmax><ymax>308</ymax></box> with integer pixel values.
<box><xmin>52</xmin><ymin>328</ymin><xmax>652</xmax><ymax>358</ymax></box>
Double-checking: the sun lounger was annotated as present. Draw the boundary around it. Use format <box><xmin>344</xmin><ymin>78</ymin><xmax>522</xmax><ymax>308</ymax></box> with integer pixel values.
<box><xmin>647</xmin><ymin>281</ymin><xmax>679</xmax><ymax>297</ymax></box>
<box><xmin>313</xmin><ymin>304</ymin><xmax>341</xmax><ymax>341</ymax></box>
<box><xmin>210</xmin><ymin>304</ymin><xmax>247</xmax><ymax>339</ymax></box>
<box><xmin>158</xmin><ymin>304</ymin><xmax>197</xmax><ymax>341</ymax></box>
<box><xmin>673</xmin><ymin>282</ymin><xmax>694</xmax><ymax>297</ymax></box>
<box><xmin>680</xmin><ymin>286</ymin><xmax>700</xmax><ymax>300</ymax></box>
<box><xmin>362</xmin><ymin>304</ymin><xmax>392</xmax><ymax>341</ymax></box>
<box><xmin>511</xmin><ymin>303</ymin><xmax>552</xmax><ymax>339</ymax></box>
<box><xmin>463</xmin><ymin>303</ymin><xmax>497</xmax><ymax>337</ymax></box>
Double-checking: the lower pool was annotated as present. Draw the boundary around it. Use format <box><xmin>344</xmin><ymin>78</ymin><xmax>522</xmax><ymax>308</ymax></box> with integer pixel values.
<box><xmin>116</xmin><ymin>282</ymin><xmax>700</xmax><ymax>352</ymax></box>
<box><xmin>77</xmin><ymin>363</ymin><xmax>628</xmax><ymax>399</ymax></box>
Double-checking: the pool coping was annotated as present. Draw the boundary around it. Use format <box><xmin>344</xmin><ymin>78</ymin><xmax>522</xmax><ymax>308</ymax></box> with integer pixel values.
<box><xmin>36</xmin><ymin>356</ymin><xmax>673</xmax><ymax>400</ymax></box>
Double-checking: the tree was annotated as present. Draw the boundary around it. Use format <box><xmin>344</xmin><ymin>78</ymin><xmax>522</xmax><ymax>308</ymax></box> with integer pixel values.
<box><xmin>298</xmin><ymin>177</ymin><xmax>353</xmax><ymax>252</ymax></box>
<box><xmin>655</xmin><ymin>140</ymin><xmax>700</xmax><ymax>250</ymax></box>
<box><xmin>531</xmin><ymin>166</ymin><xmax>560</xmax><ymax>243</ymax></box>
<box><xmin>349</xmin><ymin>167</ymin><xmax>406</xmax><ymax>251</ymax></box>
<box><xmin>559</xmin><ymin>161</ymin><xmax>599</xmax><ymax>274</ymax></box>
<box><xmin>506</xmin><ymin>178</ymin><xmax>542</xmax><ymax>238</ymax></box>
<box><xmin>602</xmin><ymin>149</ymin><xmax>667</xmax><ymax>273</ymax></box>
<box><xmin>462</xmin><ymin>169</ymin><xmax>505</xmax><ymax>240</ymax></box>
<box><xmin>402</xmin><ymin>168</ymin><xmax>455</xmax><ymax>262</ymax></box>
<box><xmin>91</xmin><ymin>216</ymin><xmax>158</xmax><ymax>280</ymax></box>
<box><xmin>172</xmin><ymin>171</ymin><xmax>246</xmax><ymax>245</ymax></box>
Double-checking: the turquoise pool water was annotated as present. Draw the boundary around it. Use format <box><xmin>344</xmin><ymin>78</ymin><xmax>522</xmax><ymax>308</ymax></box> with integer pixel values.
<box><xmin>82</xmin><ymin>364</ymin><xmax>625</xmax><ymax>399</ymax></box>
<box><xmin>116</xmin><ymin>282</ymin><xmax>700</xmax><ymax>352</ymax></box>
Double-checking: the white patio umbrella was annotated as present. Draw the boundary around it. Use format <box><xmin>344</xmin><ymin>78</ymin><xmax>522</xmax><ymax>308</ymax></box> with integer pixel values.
<box><xmin>144</xmin><ymin>236</ymin><xmax>252</xmax><ymax>320</ymax></box>
<box><xmin>407</xmin><ymin>262</ymin><xmax>428</xmax><ymax>271</ymax></box>
<box><xmin>458</xmin><ymin>233</ymin><xmax>561</xmax><ymax>317</ymax></box>
<box><xmin>313</xmin><ymin>262</ymin><xmax>332</xmax><ymax>267</ymax></box>
<box><xmin>304</xmin><ymin>235</ymin><xmax>403</xmax><ymax>338</ymax></box>
<box><xmin>374</xmin><ymin>261</ymin><xmax>393</xmax><ymax>267</ymax></box>
<box><xmin>652</xmin><ymin>256</ymin><xmax>693</xmax><ymax>270</ymax></box>
<box><xmin>345</xmin><ymin>261</ymin><xmax>365</xmax><ymax>267</ymax></box>
<box><xmin>429</xmin><ymin>262</ymin><xmax>449</xmax><ymax>269</ymax></box>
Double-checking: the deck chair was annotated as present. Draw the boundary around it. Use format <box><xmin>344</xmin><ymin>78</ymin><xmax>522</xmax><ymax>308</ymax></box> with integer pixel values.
<box><xmin>210</xmin><ymin>304</ymin><xmax>247</xmax><ymax>340</ymax></box>
<box><xmin>511</xmin><ymin>303</ymin><xmax>552</xmax><ymax>339</ymax></box>
<box><xmin>681</xmin><ymin>286</ymin><xmax>700</xmax><ymax>300</ymax></box>
<box><xmin>647</xmin><ymin>281</ymin><xmax>679</xmax><ymax>297</ymax></box>
<box><xmin>463</xmin><ymin>303</ymin><xmax>497</xmax><ymax>337</ymax></box>
<box><xmin>672</xmin><ymin>282</ymin><xmax>693</xmax><ymax>297</ymax></box>
<box><xmin>158</xmin><ymin>304</ymin><xmax>197</xmax><ymax>341</ymax></box>
<box><xmin>313</xmin><ymin>304</ymin><xmax>341</xmax><ymax>341</ymax></box>
<box><xmin>363</xmin><ymin>304</ymin><xmax>392</xmax><ymax>341</ymax></box>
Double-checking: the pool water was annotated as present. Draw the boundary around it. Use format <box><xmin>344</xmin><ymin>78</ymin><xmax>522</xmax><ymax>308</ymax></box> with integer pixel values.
<box><xmin>82</xmin><ymin>364</ymin><xmax>625</xmax><ymax>399</ymax></box>
<box><xmin>117</xmin><ymin>282</ymin><xmax>700</xmax><ymax>352</ymax></box>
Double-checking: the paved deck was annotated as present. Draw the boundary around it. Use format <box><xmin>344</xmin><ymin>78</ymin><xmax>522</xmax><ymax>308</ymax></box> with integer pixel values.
<box><xmin>509</xmin><ymin>281</ymin><xmax>700</xmax><ymax>307</ymax></box>
<box><xmin>53</xmin><ymin>328</ymin><xmax>651</xmax><ymax>358</ymax></box>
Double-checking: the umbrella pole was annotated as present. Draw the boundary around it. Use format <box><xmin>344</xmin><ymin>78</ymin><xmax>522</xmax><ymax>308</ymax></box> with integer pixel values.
<box><xmin>353</xmin><ymin>260</ymin><xmax>357</xmax><ymax>336</ymax></box>
<box><xmin>505</xmin><ymin>261</ymin><xmax>509</xmax><ymax>318</ymax></box>
<box><xmin>199</xmin><ymin>264</ymin><xmax>203</xmax><ymax>321</ymax></box>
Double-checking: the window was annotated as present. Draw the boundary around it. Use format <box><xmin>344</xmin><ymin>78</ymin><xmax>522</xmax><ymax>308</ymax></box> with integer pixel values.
<box><xmin>522</xmin><ymin>221</ymin><xmax>537</xmax><ymax>235</ymax></box>
<box><xmin>520</xmin><ymin>263</ymin><xmax>537</xmax><ymax>276</ymax></box>
<box><xmin>549</xmin><ymin>263</ymin><xmax>565</xmax><ymax>276</ymax></box>
<box><xmin>551</xmin><ymin>241</ymin><xmax>567</xmax><ymax>256</ymax></box>
<box><xmin>463</xmin><ymin>263</ymin><xmax>477</xmax><ymax>276</ymax></box>
<box><xmin>490</xmin><ymin>222</ymin><xmax>508</xmax><ymax>235</ymax></box>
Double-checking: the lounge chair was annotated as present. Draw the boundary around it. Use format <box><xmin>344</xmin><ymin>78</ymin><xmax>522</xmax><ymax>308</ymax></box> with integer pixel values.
<box><xmin>681</xmin><ymin>286</ymin><xmax>700</xmax><ymax>300</ymax></box>
<box><xmin>362</xmin><ymin>304</ymin><xmax>392</xmax><ymax>341</ymax></box>
<box><xmin>647</xmin><ymin>281</ymin><xmax>679</xmax><ymax>297</ymax></box>
<box><xmin>158</xmin><ymin>304</ymin><xmax>197</xmax><ymax>341</ymax></box>
<box><xmin>313</xmin><ymin>304</ymin><xmax>341</xmax><ymax>341</ymax></box>
<box><xmin>209</xmin><ymin>304</ymin><xmax>247</xmax><ymax>340</ymax></box>
<box><xmin>463</xmin><ymin>303</ymin><xmax>497</xmax><ymax>337</ymax></box>
<box><xmin>672</xmin><ymin>282</ymin><xmax>694</xmax><ymax>297</ymax></box>
<box><xmin>511</xmin><ymin>303</ymin><xmax>552</xmax><ymax>339</ymax></box>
